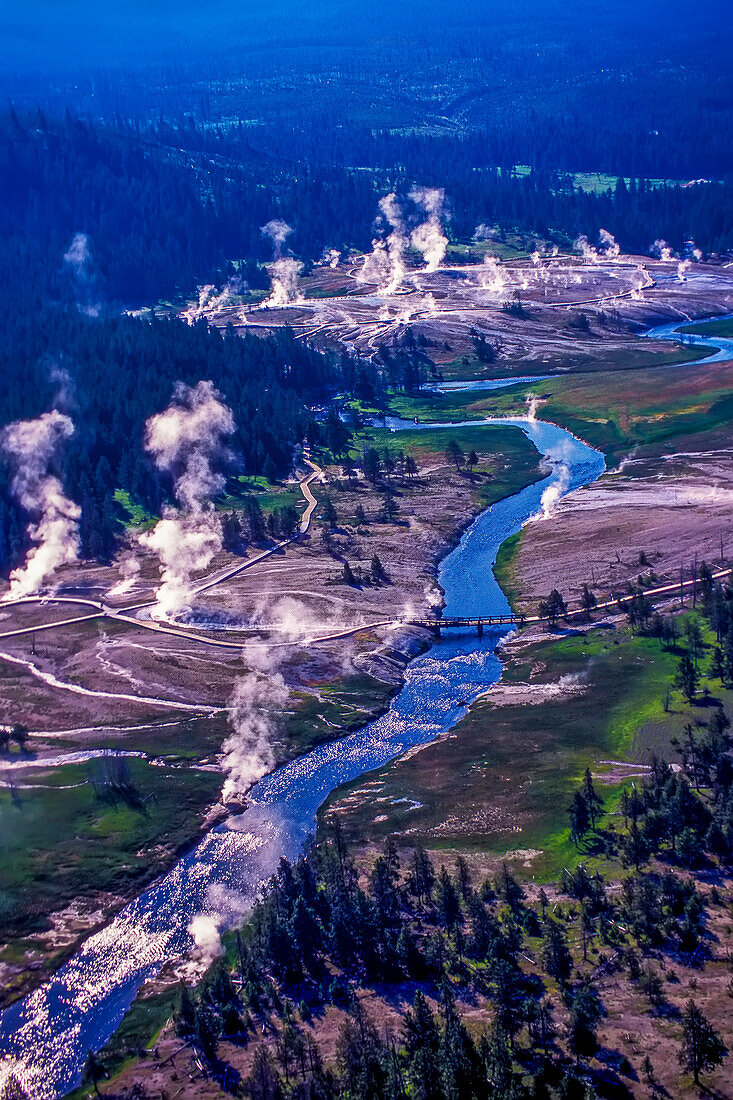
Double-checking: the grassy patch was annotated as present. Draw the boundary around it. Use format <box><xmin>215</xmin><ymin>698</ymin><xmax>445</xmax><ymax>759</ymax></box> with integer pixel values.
<box><xmin>0</xmin><ymin>759</ymin><xmax>222</xmax><ymax>941</ymax></box>
<box><xmin>220</xmin><ymin>474</ymin><xmax>303</xmax><ymax>515</ymax></box>
<box><xmin>385</xmin><ymin>386</ymin><xmax>531</xmax><ymax>424</ymax></box>
<box><xmin>282</xmin><ymin>673</ymin><xmax>402</xmax><ymax>758</ymax></box>
<box><xmin>323</xmin><ymin>619</ymin><xmax>733</xmax><ymax>881</ymax></box>
<box><xmin>66</xmin><ymin>988</ymin><xmax>178</xmax><ymax>1099</ymax></box>
<box><xmin>493</xmin><ymin>530</ymin><xmax>523</xmax><ymax>611</ymax></box>
<box><xmin>113</xmin><ymin>489</ymin><xmax>156</xmax><ymax>529</ymax></box>
<box><xmin>536</xmin><ymin>359</ymin><xmax>733</xmax><ymax>462</ymax></box>
<box><xmin>437</xmin><ymin>338</ymin><xmax>710</xmax><ymax>380</ymax></box>
<box><xmin>679</xmin><ymin>317</ymin><xmax>733</xmax><ymax>338</ymax></box>
<box><xmin>358</xmin><ymin>422</ymin><xmax>544</xmax><ymax>509</ymax></box>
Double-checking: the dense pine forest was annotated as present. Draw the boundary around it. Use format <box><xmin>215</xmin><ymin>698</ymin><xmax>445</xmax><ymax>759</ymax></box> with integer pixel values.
<box><xmin>3</xmin><ymin>111</ymin><xmax>732</xmax><ymax>312</ymax></box>
<box><xmin>0</xmin><ymin>302</ymin><xmax>376</xmax><ymax>568</ymax></box>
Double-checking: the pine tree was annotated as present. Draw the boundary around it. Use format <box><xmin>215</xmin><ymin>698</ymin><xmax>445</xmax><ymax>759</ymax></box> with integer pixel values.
<box><xmin>82</xmin><ymin>1051</ymin><xmax>107</xmax><ymax>1097</ymax></box>
<box><xmin>679</xmin><ymin>1000</ymin><xmax>727</xmax><ymax>1084</ymax></box>
<box><xmin>675</xmin><ymin>653</ymin><xmax>699</xmax><ymax>702</ymax></box>
<box><xmin>436</xmin><ymin>866</ymin><xmax>462</xmax><ymax>929</ymax></box>
<box><xmin>569</xmin><ymin>790</ymin><xmax>591</xmax><ymax>845</ymax></box>
<box><xmin>582</xmin><ymin>768</ymin><xmax>604</xmax><ymax>830</ymax></box>
<box><xmin>542</xmin><ymin>919</ymin><xmax>572</xmax><ymax>984</ymax></box>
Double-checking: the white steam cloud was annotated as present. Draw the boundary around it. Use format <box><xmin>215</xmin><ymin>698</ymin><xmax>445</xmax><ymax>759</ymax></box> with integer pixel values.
<box><xmin>2</xmin><ymin>411</ymin><xmax>80</xmax><ymax>598</ymax></box>
<box><xmin>221</xmin><ymin>650</ymin><xmax>288</xmax><ymax>803</ymax></box>
<box><xmin>409</xmin><ymin>186</ymin><xmax>448</xmax><ymax>271</ymax></box>
<box><xmin>631</xmin><ymin>264</ymin><xmax>648</xmax><ymax>300</ymax></box>
<box><xmin>360</xmin><ymin>193</ymin><xmax>409</xmax><ymax>294</ymax></box>
<box><xmin>63</xmin><ymin>232</ymin><xmax>100</xmax><ymax>316</ymax></box>
<box><xmin>536</xmin><ymin>463</ymin><xmax>571</xmax><ymax>521</ymax></box>
<box><xmin>360</xmin><ymin>188</ymin><xmax>448</xmax><ymax>293</ymax></box>
<box><xmin>652</xmin><ymin>239</ymin><xmax>675</xmax><ymax>262</ymax></box>
<box><xmin>187</xmin><ymin>913</ymin><xmax>223</xmax><ymax>969</ymax></box>
<box><xmin>261</xmin><ymin>219</ymin><xmax>293</xmax><ymax>259</ymax></box>
<box><xmin>262</xmin><ymin>257</ymin><xmax>305</xmax><ymax>308</ymax></box>
<box><xmin>183</xmin><ymin>277</ymin><xmax>245</xmax><ymax>324</ymax></box>
<box><xmin>139</xmin><ymin>381</ymin><xmax>234</xmax><ymax>619</ymax></box>
<box><xmin>107</xmin><ymin>553</ymin><xmax>141</xmax><ymax>598</ymax></box>
<box><xmin>480</xmin><ymin>255</ymin><xmax>509</xmax><ymax>296</ymax></box>
<box><xmin>260</xmin><ymin>221</ymin><xmax>304</xmax><ymax>307</ymax></box>
<box><xmin>574</xmin><ymin>229</ymin><xmax>621</xmax><ymax>263</ymax></box>
<box><xmin>320</xmin><ymin>248</ymin><xmax>342</xmax><ymax>268</ymax></box>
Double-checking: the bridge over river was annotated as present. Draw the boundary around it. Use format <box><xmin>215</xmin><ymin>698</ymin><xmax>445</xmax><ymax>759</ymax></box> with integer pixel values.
<box><xmin>406</xmin><ymin>614</ymin><xmax>528</xmax><ymax>635</ymax></box>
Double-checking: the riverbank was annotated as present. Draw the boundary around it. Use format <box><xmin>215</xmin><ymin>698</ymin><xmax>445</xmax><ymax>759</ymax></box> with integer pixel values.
<box><xmin>1</xmin><ymin>397</ymin><xmax>591</xmax><ymax>1097</ymax></box>
<box><xmin>0</xmin><ymin>422</ymin><xmax>543</xmax><ymax>1016</ymax></box>
<box><xmin>323</xmin><ymin>605</ymin><xmax>732</xmax><ymax>873</ymax></box>
<box><xmin>74</xmin><ymin>593</ymin><xmax>733</xmax><ymax>1098</ymax></box>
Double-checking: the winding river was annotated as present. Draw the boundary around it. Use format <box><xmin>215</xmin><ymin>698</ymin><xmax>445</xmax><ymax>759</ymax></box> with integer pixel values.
<box><xmin>0</xmin><ymin>316</ymin><xmax>724</xmax><ymax>1096</ymax></box>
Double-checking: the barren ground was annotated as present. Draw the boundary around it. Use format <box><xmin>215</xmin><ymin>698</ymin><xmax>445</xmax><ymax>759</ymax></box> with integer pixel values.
<box><xmin>193</xmin><ymin>253</ymin><xmax>733</xmax><ymax>376</ymax></box>
<box><xmin>509</xmin><ymin>450</ymin><xmax>733</xmax><ymax>617</ymax></box>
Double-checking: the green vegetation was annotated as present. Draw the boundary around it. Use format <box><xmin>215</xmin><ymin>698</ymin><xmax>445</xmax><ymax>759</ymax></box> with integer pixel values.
<box><xmin>360</xmin><ymin>423</ymin><xmax>542</xmax><ymax>511</ymax></box>
<box><xmin>99</xmin><ymin>796</ymin><xmax>730</xmax><ymax>1098</ymax></box>
<box><xmin>385</xmin><ymin>383</ymin><xmax>536</xmax><ymax>424</ymax></box>
<box><xmin>493</xmin><ymin>530</ymin><xmax>523</xmax><ymax>610</ymax></box>
<box><xmin>680</xmin><ymin>317</ymin><xmax>733</xmax><ymax>338</ymax></box>
<box><xmin>112</xmin><ymin>489</ymin><xmax>156</xmax><ymax>529</ymax></box>
<box><xmin>437</xmin><ymin>338</ymin><xmax>710</xmax><ymax>381</ymax></box>
<box><xmin>536</xmin><ymin>359</ymin><xmax>733</xmax><ymax>463</ymax></box>
<box><xmin>283</xmin><ymin>674</ymin><xmax>401</xmax><ymax>757</ymax></box>
<box><xmin>220</xmin><ymin>474</ymin><xmax>303</xmax><ymax>517</ymax></box>
<box><xmin>0</xmin><ymin>756</ymin><xmax>223</xmax><ymax>1005</ymax></box>
<box><xmin>325</xmin><ymin>592</ymin><xmax>733</xmax><ymax>881</ymax></box>
<box><xmin>67</xmin><ymin>989</ymin><xmax>179</xmax><ymax>1099</ymax></box>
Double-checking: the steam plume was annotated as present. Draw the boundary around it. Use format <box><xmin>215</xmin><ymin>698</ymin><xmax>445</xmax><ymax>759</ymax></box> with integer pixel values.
<box><xmin>651</xmin><ymin>239</ymin><xmax>675</xmax><ymax>261</ymax></box>
<box><xmin>63</xmin><ymin>232</ymin><xmax>100</xmax><ymax>315</ymax></box>
<box><xmin>139</xmin><ymin>381</ymin><xmax>234</xmax><ymax>619</ymax></box>
<box><xmin>631</xmin><ymin>265</ymin><xmax>648</xmax><ymax>300</ymax></box>
<box><xmin>479</xmin><ymin>255</ymin><xmax>509</xmax><ymax>296</ymax></box>
<box><xmin>188</xmin><ymin>913</ymin><xmax>223</xmax><ymax>968</ymax></box>
<box><xmin>261</xmin><ymin>219</ymin><xmax>293</xmax><ymax>259</ymax></box>
<box><xmin>359</xmin><ymin>193</ymin><xmax>408</xmax><ymax>294</ymax></box>
<box><xmin>1</xmin><ymin>411</ymin><xmax>80</xmax><ymax>598</ymax></box>
<box><xmin>221</xmin><ymin>650</ymin><xmax>288</xmax><ymax>803</ymax></box>
<box><xmin>262</xmin><ymin>258</ymin><xmax>305</xmax><ymax>308</ymax></box>
<box><xmin>473</xmin><ymin>223</ymin><xmax>498</xmax><ymax>241</ymax></box>
<box><xmin>184</xmin><ymin>277</ymin><xmax>245</xmax><ymax>323</ymax></box>
<box><xmin>677</xmin><ymin>259</ymin><xmax>691</xmax><ymax>282</ymax></box>
<box><xmin>320</xmin><ymin>248</ymin><xmax>342</xmax><ymax>268</ymax></box>
<box><xmin>537</xmin><ymin>463</ymin><xmax>571</xmax><ymax>521</ymax></box>
<box><xmin>575</xmin><ymin>229</ymin><xmax>621</xmax><ymax>262</ymax></box>
<box><xmin>360</xmin><ymin>188</ymin><xmax>448</xmax><ymax>292</ymax></box>
<box><xmin>107</xmin><ymin>553</ymin><xmax>141</xmax><ymax>598</ymax></box>
<box><xmin>409</xmin><ymin>186</ymin><xmax>448</xmax><ymax>271</ymax></box>
<box><xmin>598</xmin><ymin>229</ymin><xmax>621</xmax><ymax>259</ymax></box>
<box><xmin>260</xmin><ymin>220</ymin><xmax>304</xmax><ymax>307</ymax></box>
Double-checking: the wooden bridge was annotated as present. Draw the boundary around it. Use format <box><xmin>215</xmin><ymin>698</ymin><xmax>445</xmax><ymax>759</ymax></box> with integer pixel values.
<box><xmin>407</xmin><ymin>615</ymin><xmax>526</xmax><ymax>637</ymax></box>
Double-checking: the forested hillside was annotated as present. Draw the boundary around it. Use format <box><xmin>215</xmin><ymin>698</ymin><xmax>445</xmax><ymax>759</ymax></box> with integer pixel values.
<box><xmin>3</xmin><ymin>112</ymin><xmax>732</xmax><ymax>316</ymax></box>
<box><xmin>0</xmin><ymin>304</ymin><xmax>364</xmax><ymax>569</ymax></box>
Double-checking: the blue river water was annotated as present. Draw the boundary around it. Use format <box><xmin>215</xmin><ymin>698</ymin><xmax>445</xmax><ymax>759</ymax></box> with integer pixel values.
<box><xmin>0</xmin><ymin>315</ymin><xmax>723</xmax><ymax>1096</ymax></box>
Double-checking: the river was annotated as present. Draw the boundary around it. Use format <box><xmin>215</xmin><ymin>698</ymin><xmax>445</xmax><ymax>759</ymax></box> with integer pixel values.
<box><xmin>0</xmin><ymin>316</ymin><xmax>720</xmax><ymax>1096</ymax></box>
